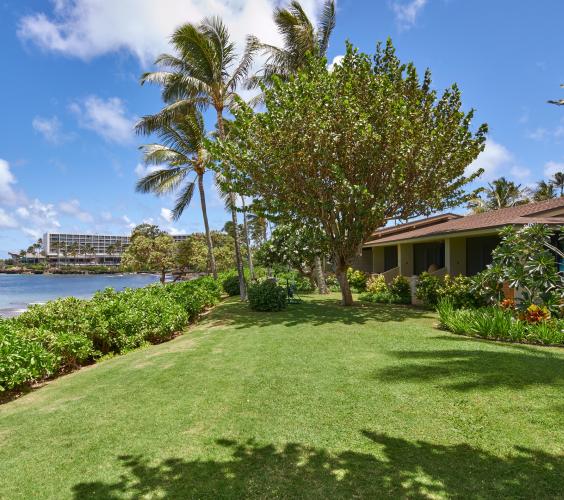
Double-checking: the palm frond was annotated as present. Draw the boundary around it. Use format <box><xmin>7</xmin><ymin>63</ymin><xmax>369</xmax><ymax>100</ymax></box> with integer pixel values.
<box><xmin>172</xmin><ymin>180</ymin><xmax>196</xmax><ymax>220</ymax></box>
<box><xmin>317</xmin><ymin>0</ymin><xmax>336</xmax><ymax>55</ymax></box>
<box><xmin>136</xmin><ymin>167</ymin><xmax>190</xmax><ymax>196</ymax></box>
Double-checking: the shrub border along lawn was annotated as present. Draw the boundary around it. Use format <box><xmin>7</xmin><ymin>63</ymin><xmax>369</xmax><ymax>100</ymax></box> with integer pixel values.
<box><xmin>437</xmin><ymin>299</ymin><xmax>564</xmax><ymax>347</ymax></box>
<box><xmin>0</xmin><ymin>277</ymin><xmax>222</xmax><ymax>399</ymax></box>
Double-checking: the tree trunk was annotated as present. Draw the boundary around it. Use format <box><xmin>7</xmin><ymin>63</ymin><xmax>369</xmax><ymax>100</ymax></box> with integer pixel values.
<box><xmin>313</xmin><ymin>255</ymin><xmax>329</xmax><ymax>294</ymax></box>
<box><xmin>229</xmin><ymin>193</ymin><xmax>247</xmax><ymax>300</ymax></box>
<box><xmin>217</xmin><ymin>108</ymin><xmax>247</xmax><ymax>300</ymax></box>
<box><xmin>335</xmin><ymin>255</ymin><xmax>353</xmax><ymax>306</ymax></box>
<box><xmin>241</xmin><ymin>196</ymin><xmax>254</xmax><ymax>281</ymax></box>
<box><xmin>197</xmin><ymin>172</ymin><xmax>217</xmax><ymax>279</ymax></box>
<box><xmin>160</xmin><ymin>269</ymin><xmax>166</xmax><ymax>284</ymax></box>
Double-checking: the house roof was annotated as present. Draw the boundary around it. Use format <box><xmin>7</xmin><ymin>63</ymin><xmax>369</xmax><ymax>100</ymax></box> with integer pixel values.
<box><xmin>365</xmin><ymin>197</ymin><xmax>564</xmax><ymax>247</ymax></box>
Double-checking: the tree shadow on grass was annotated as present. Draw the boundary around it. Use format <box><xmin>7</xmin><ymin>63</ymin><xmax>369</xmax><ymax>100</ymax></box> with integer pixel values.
<box><xmin>374</xmin><ymin>340</ymin><xmax>564</xmax><ymax>391</ymax></box>
<box><xmin>72</xmin><ymin>431</ymin><xmax>562</xmax><ymax>499</ymax></box>
<box><xmin>212</xmin><ymin>297</ymin><xmax>433</xmax><ymax>330</ymax></box>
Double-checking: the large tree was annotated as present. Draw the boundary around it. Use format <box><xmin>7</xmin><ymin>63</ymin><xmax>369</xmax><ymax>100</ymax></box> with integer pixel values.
<box><xmin>140</xmin><ymin>17</ymin><xmax>253</xmax><ymax>299</ymax></box>
<box><xmin>212</xmin><ymin>41</ymin><xmax>487</xmax><ymax>305</ymax></box>
<box><xmin>135</xmin><ymin>109</ymin><xmax>217</xmax><ymax>279</ymax></box>
<box><xmin>121</xmin><ymin>225</ymin><xmax>175</xmax><ymax>284</ymax></box>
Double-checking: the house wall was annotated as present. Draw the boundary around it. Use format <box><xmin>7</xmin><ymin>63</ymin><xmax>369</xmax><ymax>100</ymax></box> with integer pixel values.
<box><xmin>446</xmin><ymin>237</ymin><xmax>466</xmax><ymax>275</ymax></box>
<box><xmin>398</xmin><ymin>243</ymin><xmax>414</xmax><ymax>276</ymax></box>
<box><xmin>372</xmin><ymin>247</ymin><xmax>385</xmax><ymax>273</ymax></box>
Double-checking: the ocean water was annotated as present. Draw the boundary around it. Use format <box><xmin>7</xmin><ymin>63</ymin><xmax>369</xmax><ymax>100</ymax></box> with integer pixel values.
<box><xmin>0</xmin><ymin>273</ymin><xmax>160</xmax><ymax>317</ymax></box>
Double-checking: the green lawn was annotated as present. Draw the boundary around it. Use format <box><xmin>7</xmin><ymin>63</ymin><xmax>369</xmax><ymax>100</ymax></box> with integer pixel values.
<box><xmin>1</xmin><ymin>294</ymin><xmax>563</xmax><ymax>499</ymax></box>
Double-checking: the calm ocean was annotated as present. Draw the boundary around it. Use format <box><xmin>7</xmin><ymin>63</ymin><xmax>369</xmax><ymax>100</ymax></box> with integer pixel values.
<box><xmin>0</xmin><ymin>273</ymin><xmax>160</xmax><ymax>317</ymax></box>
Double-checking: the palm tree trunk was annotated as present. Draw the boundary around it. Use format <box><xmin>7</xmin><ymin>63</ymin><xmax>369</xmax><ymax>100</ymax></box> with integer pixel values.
<box><xmin>217</xmin><ymin>108</ymin><xmax>247</xmax><ymax>300</ymax></box>
<box><xmin>240</xmin><ymin>196</ymin><xmax>254</xmax><ymax>281</ymax></box>
<box><xmin>197</xmin><ymin>172</ymin><xmax>217</xmax><ymax>279</ymax></box>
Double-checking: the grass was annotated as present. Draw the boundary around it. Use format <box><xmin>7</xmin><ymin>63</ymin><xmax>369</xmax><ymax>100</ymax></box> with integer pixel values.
<box><xmin>1</xmin><ymin>294</ymin><xmax>563</xmax><ymax>499</ymax></box>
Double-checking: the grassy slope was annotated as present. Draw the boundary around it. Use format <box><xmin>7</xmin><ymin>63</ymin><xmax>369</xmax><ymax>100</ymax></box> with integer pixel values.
<box><xmin>1</xmin><ymin>294</ymin><xmax>563</xmax><ymax>499</ymax></box>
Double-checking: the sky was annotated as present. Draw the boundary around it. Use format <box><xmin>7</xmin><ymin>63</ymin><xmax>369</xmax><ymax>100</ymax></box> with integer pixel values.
<box><xmin>0</xmin><ymin>0</ymin><xmax>563</xmax><ymax>256</ymax></box>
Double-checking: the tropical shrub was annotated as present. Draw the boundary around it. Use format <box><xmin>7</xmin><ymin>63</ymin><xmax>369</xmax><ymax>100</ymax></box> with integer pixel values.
<box><xmin>389</xmin><ymin>276</ymin><xmax>411</xmax><ymax>304</ymax></box>
<box><xmin>222</xmin><ymin>273</ymin><xmax>242</xmax><ymax>296</ymax></box>
<box><xmin>360</xmin><ymin>275</ymin><xmax>411</xmax><ymax>305</ymax></box>
<box><xmin>438</xmin><ymin>274</ymin><xmax>483</xmax><ymax>309</ymax></box>
<box><xmin>0</xmin><ymin>322</ymin><xmax>56</xmax><ymax>391</ymax></box>
<box><xmin>248</xmin><ymin>280</ymin><xmax>288</xmax><ymax>312</ymax></box>
<box><xmin>0</xmin><ymin>277</ymin><xmax>221</xmax><ymax>393</ymax></box>
<box><xmin>437</xmin><ymin>299</ymin><xmax>564</xmax><ymax>346</ymax></box>
<box><xmin>415</xmin><ymin>272</ymin><xmax>442</xmax><ymax>307</ymax></box>
<box><xmin>477</xmin><ymin>224</ymin><xmax>563</xmax><ymax>316</ymax></box>
<box><xmin>366</xmin><ymin>274</ymin><xmax>388</xmax><ymax>295</ymax></box>
<box><xmin>325</xmin><ymin>274</ymin><xmax>340</xmax><ymax>292</ymax></box>
<box><xmin>347</xmin><ymin>268</ymin><xmax>368</xmax><ymax>292</ymax></box>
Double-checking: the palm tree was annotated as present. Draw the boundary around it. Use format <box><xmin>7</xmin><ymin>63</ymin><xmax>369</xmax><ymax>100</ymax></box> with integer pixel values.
<box><xmin>50</xmin><ymin>241</ymin><xmax>60</xmax><ymax>268</ymax></box>
<box><xmin>140</xmin><ymin>17</ymin><xmax>253</xmax><ymax>299</ymax></box>
<box><xmin>68</xmin><ymin>242</ymin><xmax>79</xmax><ymax>265</ymax></box>
<box><xmin>136</xmin><ymin>109</ymin><xmax>218</xmax><ymax>279</ymax></box>
<box><xmin>533</xmin><ymin>180</ymin><xmax>556</xmax><ymax>202</ymax></box>
<box><xmin>247</xmin><ymin>0</ymin><xmax>336</xmax><ymax>98</ymax></box>
<box><xmin>550</xmin><ymin>171</ymin><xmax>564</xmax><ymax>197</ymax></box>
<box><xmin>468</xmin><ymin>177</ymin><xmax>530</xmax><ymax>213</ymax></box>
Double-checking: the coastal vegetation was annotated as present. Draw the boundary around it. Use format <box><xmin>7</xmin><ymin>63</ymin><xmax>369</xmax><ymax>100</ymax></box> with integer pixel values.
<box><xmin>0</xmin><ymin>277</ymin><xmax>221</xmax><ymax>394</ymax></box>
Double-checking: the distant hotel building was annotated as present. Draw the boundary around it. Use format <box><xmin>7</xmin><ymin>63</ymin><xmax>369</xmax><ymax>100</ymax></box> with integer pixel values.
<box><xmin>9</xmin><ymin>232</ymin><xmax>189</xmax><ymax>266</ymax></box>
<box><xmin>42</xmin><ymin>232</ymin><xmax>190</xmax><ymax>266</ymax></box>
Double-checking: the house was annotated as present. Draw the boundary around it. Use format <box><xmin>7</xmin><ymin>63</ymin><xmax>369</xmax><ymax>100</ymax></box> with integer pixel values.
<box><xmin>354</xmin><ymin>198</ymin><xmax>564</xmax><ymax>293</ymax></box>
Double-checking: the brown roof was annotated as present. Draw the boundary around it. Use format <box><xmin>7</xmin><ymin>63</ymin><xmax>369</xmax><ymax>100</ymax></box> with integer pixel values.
<box><xmin>365</xmin><ymin>197</ymin><xmax>564</xmax><ymax>247</ymax></box>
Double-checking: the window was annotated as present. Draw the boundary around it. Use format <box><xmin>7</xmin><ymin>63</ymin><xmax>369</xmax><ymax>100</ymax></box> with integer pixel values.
<box><xmin>384</xmin><ymin>246</ymin><xmax>398</xmax><ymax>271</ymax></box>
<box><xmin>466</xmin><ymin>235</ymin><xmax>500</xmax><ymax>276</ymax></box>
<box><xmin>414</xmin><ymin>241</ymin><xmax>445</xmax><ymax>275</ymax></box>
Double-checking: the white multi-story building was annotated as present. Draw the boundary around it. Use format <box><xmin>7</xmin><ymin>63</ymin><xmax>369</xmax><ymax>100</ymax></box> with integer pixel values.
<box><xmin>42</xmin><ymin>232</ymin><xmax>189</xmax><ymax>266</ymax></box>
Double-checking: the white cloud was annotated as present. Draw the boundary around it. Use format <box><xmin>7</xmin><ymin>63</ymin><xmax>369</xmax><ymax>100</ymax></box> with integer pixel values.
<box><xmin>509</xmin><ymin>165</ymin><xmax>531</xmax><ymax>180</ymax></box>
<box><xmin>134</xmin><ymin>163</ymin><xmax>161</xmax><ymax>178</ymax></box>
<box><xmin>160</xmin><ymin>207</ymin><xmax>173</xmax><ymax>222</ymax></box>
<box><xmin>526</xmin><ymin>127</ymin><xmax>548</xmax><ymax>141</ymax></box>
<box><xmin>391</xmin><ymin>0</ymin><xmax>428</xmax><ymax>30</ymax></box>
<box><xmin>0</xmin><ymin>159</ymin><xmax>20</xmax><ymax>205</ymax></box>
<box><xmin>328</xmin><ymin>55</ymin><xmax>344</xmax><ymax>72</ymax></box>
<box><xmin>70</xmin><ymin>95</ymin><xmax>136</xmax><ymax>144</ymax></box>
<box><xmin>466</xmin><ymin>138</ymin><xmax>513</xmax><ymax>182</ymax></box>
<box><xmin>0</xmin><ymin>208</ymin><xmax>18</xmax><ymax>229</ymax></box>
<box><xmin>32</xmin><ymin>115</ymin><xmax>69</xmax><ymax>144</ymax></box>
<box><xmin>59</xmin><ymin>199</ymin><xmax>94</xmax><ymax>222</ymax></box>
<box><xmin>17</xmin><ymin>0</ymin><xmax>324</xmax><ymax>65</ymax></box>
<box><xmin>544</xmin><ymin>161</ymin><xmax>564</xmax><ymax>177</ymax></box>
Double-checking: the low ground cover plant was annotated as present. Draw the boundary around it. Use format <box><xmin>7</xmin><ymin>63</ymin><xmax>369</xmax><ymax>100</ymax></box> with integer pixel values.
<box><xmin>437</xmin><ymin>299</ymin><xmax>564</xmax><ymax>345</ymax></box>
<box><xmin>248</xmin><ymin>279</ymin><xmax>288</xmax><ymax>312</ymax></box>
<box><xmin>0</xmin><ymin>277</ymin><xmax>221</xmax><ymax>393</ymax></box>
<box><xmin>360</xmin><ymin>275</ymin><xmax>411</xmax><ymax>304</ymax></box>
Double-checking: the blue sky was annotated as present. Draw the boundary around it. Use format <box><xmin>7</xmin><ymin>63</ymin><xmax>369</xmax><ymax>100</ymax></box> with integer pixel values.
<box><xmin>0</xmin><ymin>0</ymin><xmax>563</xmax><ymax>256</ymax></box>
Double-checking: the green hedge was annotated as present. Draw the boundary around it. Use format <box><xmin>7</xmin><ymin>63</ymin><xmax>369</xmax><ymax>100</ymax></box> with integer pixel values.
<box><xmin>0</xmin><ymin>277</ymin><xmax>221</xmax><ymax>392</ymax></box>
